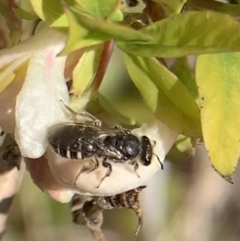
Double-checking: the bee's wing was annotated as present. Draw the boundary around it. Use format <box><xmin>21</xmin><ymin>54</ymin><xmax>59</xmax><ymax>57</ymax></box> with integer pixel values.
<box><xmin>47</xmin><ymin>122</ymin><xmax>76</xmax><ymax>134</ymax></box>
<box><xmin>47</xmin><ymin>122</ymin><xmax>99</xmax><ymax>137</ymax></box>
<box><xmin>47</xmin><ymin>122</ymin><xmax>127</xmax><ymax>137</ymax></box>
<box><xmin>94</xmin><ymin>126</ymin><xmax>128</xmax><ymax>137</ymax></box>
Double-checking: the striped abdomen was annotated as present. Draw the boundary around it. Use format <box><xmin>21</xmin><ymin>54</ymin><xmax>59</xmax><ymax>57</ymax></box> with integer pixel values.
<box><xmin>47</xmin><ymin>123</ymin><xmax>98</xmax><ymax>160</ymax></box>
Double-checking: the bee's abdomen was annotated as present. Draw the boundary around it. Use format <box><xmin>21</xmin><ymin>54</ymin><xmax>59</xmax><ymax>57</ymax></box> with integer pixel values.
<box><xmin>52</xmin><ymin>144</ymin><xmax>83</xmax><ymax>159</ymax></box>
<box><xmin>48</xmin><ymin>124</ymin><xmax>86</xmax><ymax>159</ymax></box>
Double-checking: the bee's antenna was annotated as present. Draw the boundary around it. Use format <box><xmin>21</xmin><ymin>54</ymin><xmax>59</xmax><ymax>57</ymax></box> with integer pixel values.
<box><xmin>153</xmin><ymin>153</ymin><xmax>164</xmax><ymax>170</ymax></box>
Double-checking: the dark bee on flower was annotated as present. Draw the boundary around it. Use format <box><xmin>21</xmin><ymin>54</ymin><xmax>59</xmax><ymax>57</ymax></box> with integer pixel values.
<box><xmin>47</xmin><ymin>122</ymin><xmax>162</xmax><ymax>187</ymax></box>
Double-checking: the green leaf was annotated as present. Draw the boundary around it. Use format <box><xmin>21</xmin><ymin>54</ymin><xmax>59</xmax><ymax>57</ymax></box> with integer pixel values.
<box><xmin>153</xmin><ymin>0</ymin><xmax>186</xmax><ymax>15</ymax></box>
<box><xmin>166</xmin><ymin>135</ymin><xmax>195</xmax><ymax>163</ymax></box>
<box><xmin>29</xmin><ymin>0</ymin><xmax>75</xmax><ymax>29</ymax></box>
<box><xmin>16</xmin><ymin>0</ymin><xmax>38</xmax><ymax>20</ymax></box>
<box><xmin>97</xmin><ymin>93</ymin><xmax>136</xmax><ymax>126</ymax></box>
<box><xmin>123</xmin><ymin>54</ymin><xmax>201</xmax><ymax>136</ymax></box>
<box><xmin>61</xmin><ymin>7</ymin><xmax>105</xmax><ymax>54</ymax></box>
<box><xmin>196</xmin><ymin>53</ymin><xmax>240</xmax><ymax>177</ymax></box>
<box><xmin>187</xmin><ymin>0</ymin><xmax>240</xmax><ymax>17</ymax></box>
<box><xmin>62</xmin><ymin>6</ymin><xmax>152</xmax><ymax>54</ymax></box>
<box><xmin>171</xmin><ymin>57</ymin><xmax>199</xmax><ymax>102</ymax></box>
<box><xmin>71</xmin><ymin>44</ymin><xmax>105</xmax><ymax>95</ymax></box>
<box><xmin>75</xmin><ymin>0</ymin><xmax>123</xmax><ymax>21</ymax></box>
<box><xmin>14</xmin><ymin>6</ymin><xmax>38</xmax><ymax>20</ymax></box>
<box><xmin>118</xmin><ymin>11</ymin><xmax>240</xmax><ymax>58</ymax></box>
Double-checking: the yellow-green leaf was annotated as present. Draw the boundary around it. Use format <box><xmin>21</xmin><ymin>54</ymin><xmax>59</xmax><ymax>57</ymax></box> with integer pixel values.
<box><xmin>196</xmin><ymin>53</ymin><xmax>240</xmax><ymax>177</ymax></box>
<box><xmin>171</xmin><ymin>57</ymin><xmax>199</xmax><ymax>102</ymax></box>
<box><xmin>124</xmin><ymin>54</ymin><xmax>201</xmax><ymax>136</ymax></box>
<box><xmin>153</xmin><ymin>0</ymin><xmax>186</xmax><ymax>15</ymax></box>
<box><xmin>118</xmin><ymin>11</ymin><xmax>240</xmax><ymax>58</ymax></box>
<box><xmin>75</xmin><ymin>0</ymin><xmax>123</xmax><ymax>21</ymax></box>
<box><xmin>62</xmin><ymin>6</ymin><xmax>152</xmax><ymax>54</ymax></box>
<box><xmin>187</xmin><ymin>0</ymin><xmax>240</xmax><ymax>17</ymax></box>
<box><xmin>97</xmin><ymin>93</ymin><xmax>135</xmax><ymax>126</ymax></box>
<box><xmin>14</xmin><ymin>6</ymin><xmax>38</xmax><ymax>20</ymax></box>
<box><xmin>167</xmin><ymin>134</ymin><xmax>195</xmax><ymax>162</ymax></box>
<box><xmin>72</xmin><ymin>44</ymin><xmax>104</xmax><ymax>95</ymax></box>
<box><xmin>29</xmin><ymin>0</ymin><xmax>75</xmax><ymax>29</ymax></box>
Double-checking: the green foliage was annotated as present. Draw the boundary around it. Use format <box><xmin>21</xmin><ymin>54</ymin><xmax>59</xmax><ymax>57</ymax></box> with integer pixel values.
<box><xmin>196</xmin><ymin>53</ymin><xmax>240</xmax><ymax>177</ymax></box>
<box><xmin>61</xmin><ymin>6</ymin><xmax>151</xmax><ymax>54</ymax></box>
<box><xmin>187</xmin><ymin>0</ymin><xmax>240</xmax><ymax>16</ymax></box>
<box><xmin>118</xmin><ymin>11</ymin><xmax>240</xmax><ymax>57</ymax></box>
<box><xmin>153</xmin><ymin>0</ymin><xmax>186</xmax><ymax>15</ymax></box>
<box><xmin>25</xmin><ymin>0</ymin><xmax>240</xmax><ymax>179</ymax></box>
<box><xmin>171</xmin><ymin>57</ymin><xmax>199</xmax><ymax>102</ymax></box>
<box><xmin>123</xmin><ymin>54</ymin><xmax>201</xmax><ymax>137</ymax></box>
<box><xmin>72</xmin><ymin>44</ymin><xmax>105</xmax><ymax>95</ymax></box>
<box><xmin>75</xmin><ymin>0</ymin><xmax>124</xmax><ymax>21</ymax></box>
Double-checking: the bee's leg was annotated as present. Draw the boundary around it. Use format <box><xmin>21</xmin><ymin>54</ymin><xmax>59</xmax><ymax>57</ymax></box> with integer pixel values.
<box><xmin>130</xmin><ymin>191</ymin><xmax>143</xmax><ymax>236</ymax></box>
<box><xmin>83</xmin><ymin>156</ymin><xmax>99</xmax><ymax>174</ymax></box>
<box><xmin>98</xmin><ymin>187</ymin><xmax>144</xmax><ymax>235</ymax></box>
<box><xmin>128</xmin><ymin>160</ymin><xmax>140</xmax><ymax>178</ymax></box>
<box><xmin>96</xmin><ymin>159</ymin><xmax>112</xmax><ymax>189</ymax></box>
<box><xmin>74</xmin><ymin>157</ymin><xmax>99</xmax><ymax>185</ymax></box>
<box><xmin>60</xmin><ymin>100</ymin><xmax>102</xmax><ymax>126</ymax></box>
<box><xmin>133</xmin><ymin>204</ymin><xmax>143</xmax><ymax>235</ymax></box>
<box><xmin>126</xmin><ymin>186</ymin><xmax>145</xmax><ymax>235</ymax></box>
<box><xmin>97</xmin><ymin>196</ymin><xmax>114</xmax><ymax>210</ymax></box>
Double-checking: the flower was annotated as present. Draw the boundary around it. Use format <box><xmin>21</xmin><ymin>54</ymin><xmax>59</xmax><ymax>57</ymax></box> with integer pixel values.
<box><xmin>0</xmin><ymin>22</ymin><xmax>70</xmax><ymax>158</ymax></box>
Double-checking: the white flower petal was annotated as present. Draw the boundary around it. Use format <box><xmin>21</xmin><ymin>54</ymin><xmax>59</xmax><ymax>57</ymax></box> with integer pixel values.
<box><xmin>15</xmin><ymin>31</ymin><xmax>69</xmax><ymax>158</ymax></box>
<box><xmin>0</xmin><ymin>23</ymin><xmax>64</xmax><ymax>69</ymax></box>
<box><xmin>0</xmin><ymin>44</ymin><xmax>29</xmax><ymax>69</ymax></box>
<box><xmin>46</xmin><ymin>147</ymin><xmax>163</xmax><ymax>196</ymax></box>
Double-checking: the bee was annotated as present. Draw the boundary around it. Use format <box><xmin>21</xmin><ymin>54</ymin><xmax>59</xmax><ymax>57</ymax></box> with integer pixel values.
<box><xmin>71</xmin><ymin>186</ymin><xmax>145</xmax><ymax>235</ymax></box>
<box><xmin>47</xmin><ymin>122</ymin><xmax>162</xmax><ymax>188</ymax></box>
